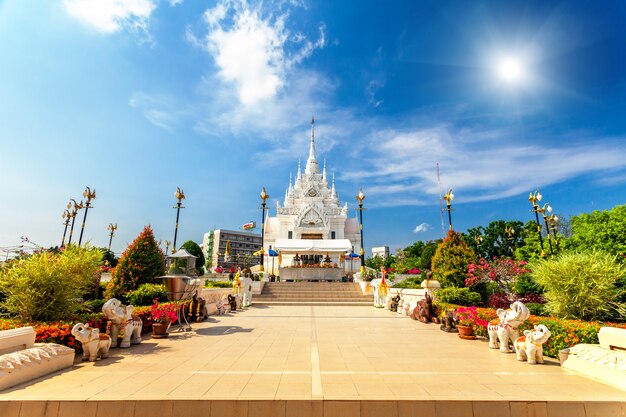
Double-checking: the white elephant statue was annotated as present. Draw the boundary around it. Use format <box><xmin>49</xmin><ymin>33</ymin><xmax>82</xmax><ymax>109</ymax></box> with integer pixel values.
<box><xmin>488</xmin><ymin>301</ymin><xmax>530</xmax><ymax>353</ymax></box>
<box><xmin>241</xmin><ymin>277</ymin><xmax>253</xmax><ymax>307</ymax></box>
<box><xmin>370</xmin><ymin>279</ymin><xmax>389</xmax><ymax>308</ymax></box>
<box><xmin>514</xmin><ymin>324</ymin><xmax>551</xmax><ymax>364</ymax></box>
<box><xmin>102</xmin><ymin>298</ymin><xmax>143</xmax><ymax>348</ymax></box>
<box><xmin>72</xmin><ymin>323</ymin><xmax>111</xmax><ymax>362</ymax></box>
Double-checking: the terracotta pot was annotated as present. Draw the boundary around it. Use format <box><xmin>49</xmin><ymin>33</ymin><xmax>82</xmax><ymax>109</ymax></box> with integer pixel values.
<box><xmin>457</xmin><ymin>325</ymin><xmax>476</xmax><ymax>339</ymax></box>
<box><xmin>152</xmin><ymin>321</ymin><xmax>170</xmax><ymax>339</ymax></box>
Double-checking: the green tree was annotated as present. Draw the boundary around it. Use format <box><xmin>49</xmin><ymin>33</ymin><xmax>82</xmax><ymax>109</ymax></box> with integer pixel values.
<box><xmin>420</xmin><ymin>242</ymin><xmax>439</xmax><ymax>270</ymax></box>
<box><xmin>514</xmin><ymin>220</ymin><xmax>544</xmax><ymax>262</ymax></box>
<box><xmin>181</xmin><ymin>240</ymin><xmax>205</xmax><ymax>268</ymax></box>
<box><xmin>105</xmin><ymin>226</ymin><xmax>165</xmax><ymax>300</ymax></box>
<box><xmin>0</xmin><ymin>246</ymin><xmax>102</xmax><ymax>321</ymax></box>
<box><xmin>565</xmin><ymin>205</ymin><xmax>626</xmax><ymax>261</ymax></box>
<box><xmin>365</xmin><ymin>255</ymin><xmax>386</xmax><ymax>270</ymax></box>
<box><xmin>101</xmin><ymin>247</ymin><xmax>118</xmax><ymax>267</ymax></box>
<box><xmin>431</xmin><ymin>230</ymin><xmax>476</xmax><ymax>288</ymax></box>
<box><xmin>463</xmin><ymin>220</ymin><xmax>525</xmax><ymax>259</ymax></box>
<box><xmin>403</xmin><ymin>241</ymin><xmax>425</xmax><ymax>259</ymax></box>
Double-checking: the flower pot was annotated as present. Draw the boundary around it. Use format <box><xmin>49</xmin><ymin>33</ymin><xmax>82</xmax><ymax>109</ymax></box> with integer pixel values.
<box><xmin>152</xmin><ymin>321</ymin><xmax>170</xmax><ymax>339</ymax></box>
<box><xmin>457</xmin><ymin>325</ymin><xmax>476</xmax><ymax>340</ymax></box>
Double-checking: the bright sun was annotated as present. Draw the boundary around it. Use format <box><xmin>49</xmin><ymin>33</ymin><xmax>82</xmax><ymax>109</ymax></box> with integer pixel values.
<box><xmin>497</xmin><ymin>58</ymin><xmax>523</xmax><ymax>83</ymax></box>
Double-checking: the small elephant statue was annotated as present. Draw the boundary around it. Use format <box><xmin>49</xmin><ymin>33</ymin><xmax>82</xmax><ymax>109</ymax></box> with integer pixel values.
<box><xmin>102</xmin><ymin>298</ymin><xmax>143</xmax><ymax>348</ymax></box>
<box><xmin>514</xmin><ymin>324</ymin><xmax>551</xmax><ymax>364</ymax></box>
<box><xmin>440</xmin><ymin>310</ymin><xmax>458</xmax><ymax>333</ymax></box>
<box><xmin>487</xmin><ymin>301</ymin><xmax>530</xmax><ymax>353</ymax></box>
<box><xmin>390</xmin><ymin>295</ymin><xmax>400</xmax><ymax>312</ymax></box>
<box><xmin>412</xmin><ymin>293</ymin><xmax>434</xmax><ymax>323</ymax></box>
<box><xmin>227</xmin><ymin>294</ymin><xmax>238</xmax><ymax>311</ymax></box>
<box><xmin>72</xmin><ymin>323</ymin><xmax>111</xmax><ymax>362</ymax></box>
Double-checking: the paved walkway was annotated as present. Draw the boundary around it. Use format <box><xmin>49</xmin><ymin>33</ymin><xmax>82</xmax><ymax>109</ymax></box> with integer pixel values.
<box><xmin>1</xmin><ymin>305</ymin><xmax>625</xmax><ymax>416</ymax></box>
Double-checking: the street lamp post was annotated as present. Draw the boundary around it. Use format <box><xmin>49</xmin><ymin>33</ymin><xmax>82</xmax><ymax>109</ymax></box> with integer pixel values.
<box><xmin>259</xmin><ymin>187</ymin><xmax>269</xmax><ymax>272</ymax></box>
<box><xmin>546</xmin><ymin>205</ymin><xmax>560</xmax><ymax>253</ymax></box>
<box><xmin>443</xmin><ymin>189</ymin><xmax>455</xmax><ymax>230</ymax></box>
<box><xmin>107</xmin><ymin>223</ymin><xmax>118</xmax><ymax>252</ymax></box>
<box><xmin>172</xmin><ymin>187</ymin><xmax>186</xmax><ymax>253</ymax></box>
<box><xmin>164</xmin><ymin>240</ymin><xmax>171</xmax><ymax>256</ymax></box>
<box><xmin>539</xmin><ymin>204</ymin><xmax>554</xmax><ymax>255</ymax></box>
<box><xmin>78</xmin><ymin>186</ymin><xmax>96</xmax><ymax>246</ymax></box>
<box><xmin>61</xmin><ymin>209</ymin><xmax>71</xmax><ymax>247</ymax></box>
<box><xmin>504</xmin><ymin>225</ymin><xmax>515</xmax><ymax>255</ymax></box>
<box><xmin>67</xmin><ymin>199</ymin><xmax>83</xmax><ymax>245</ymax></box>
<box><xmin>355</xmin><ymin>188</ymin><xmax>366</xmax><ymax>277</ymax></box>
<box><xmin>528</xmin><ymin>191</ymin><xmax>546</xmax><ymax>257</ymax></box>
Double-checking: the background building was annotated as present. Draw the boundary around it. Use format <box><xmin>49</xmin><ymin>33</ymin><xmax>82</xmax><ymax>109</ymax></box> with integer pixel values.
<box><xmin>202</xmin><ymin>229</ymin><xmax>262</xmax><ymax>271</ymax></box>
<box><xmin>371</xmin><ymin>246</ymin><xmax>390</xmax><ymax>259</ymax></box>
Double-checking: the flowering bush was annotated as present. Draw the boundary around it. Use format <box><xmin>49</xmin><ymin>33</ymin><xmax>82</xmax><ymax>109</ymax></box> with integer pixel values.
<box><xmin>435</xmin><ymin>302</ymin><xmax>626</xmax><ymax>358</ymax></box>
<box><xmin>454</xmin><ymin>306</ymin><xmax>489</xmax><ymax>328</ymax></box>
<box><xmin>151</xmin><ymin>301</ymin><xmax>179</xmax><ymax>324</ymax></box>
<box><xmin>407</xmin><ymin>268</ymin><xmax>421</xmax><ymax>275</ymax></box>
<box><xmin>466</xmin><ymin>257</ymin><xmax>530</xmax><ymax>293</ymax></box>
<box><xmin>214</xmin><ymin>266</ymin><xmax>224</xmax><ymax>273</ymax></box>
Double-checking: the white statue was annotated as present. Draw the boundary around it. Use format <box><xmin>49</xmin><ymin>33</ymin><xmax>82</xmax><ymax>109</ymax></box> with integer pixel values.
<box><xmin>71</xmin><ymin>323</ymin><xmax>111</xmax><ymax>362</ymax></box>
<box><xmin>487</xmin><ymin>301</ymin><xmax>530</xmax><ymax>353</ymax></box>
<box><xmin>102</xmin><ymin>298</ymin><xmax>143</xmax><ymax>348</ymax></box>
<box><xmin>514</xmin><ymin>324</ymin><xmax>551</xmax><ymax>364</ymax></box>
<box><xmin>241</xmin><ymin>277</ymin><xmax>253</xmax><ymax>307</ymax></box>
<box><xmin>370</xmin><ymin>278</ymin><xmax>390</xmax><ymax>308</ymax></box>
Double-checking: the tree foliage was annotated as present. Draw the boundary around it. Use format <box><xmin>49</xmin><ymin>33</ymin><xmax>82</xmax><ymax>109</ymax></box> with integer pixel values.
<box><xmin>431</xmin><ymin>230</ymin><xmax>476</xmax><ymax>288</ymax></box>
<box><xmin>565</xmin><ymin>205</ymin><xmax>626</xmax><ymax>261</ymax></box>
<box><xmin>105</xmin><ymin>226</ymin><xmax>165</xmax><ymax>300</ymax></box>
<box><xmin>463</xmin><ymin>220</ymin><xmax>525</xmax><ymax>260</ymax></box>
<box><xmin>181</xmin><ymin>240</ymin><xmax>205</xmax><ymax>268</ymax></box>
<box><xmin>0</xmin><ymin>246</ymin><xmax>102</xmax><ymax>321</ymax></box>
<box><xmin>420</xmin><ymin>242</ymin><xmax>439</xmax><ymax>270</ymax></box>
<box><xmin>531</xmin><ymin>250</ymin><xmax>626</xmax><ymax>321</ymax></box>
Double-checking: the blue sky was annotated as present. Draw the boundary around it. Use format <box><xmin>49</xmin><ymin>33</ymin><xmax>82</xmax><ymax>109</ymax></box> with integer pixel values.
<box><xmin>2</xmin><ymin>0</ymin><xmax>626</xmax><ymax>256</ymax></box>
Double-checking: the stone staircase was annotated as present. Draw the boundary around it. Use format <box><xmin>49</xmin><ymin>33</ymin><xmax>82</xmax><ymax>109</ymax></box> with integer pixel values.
<box><xmin>255</xmin><ymin>282</ymin><xmax>374</xmax><ymax>306</ymax></box>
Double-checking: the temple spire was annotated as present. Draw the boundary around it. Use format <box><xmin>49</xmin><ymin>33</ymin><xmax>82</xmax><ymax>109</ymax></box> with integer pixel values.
<box><xmin>331</xmin><ymin>173</ymin><xmax>337</xmax><ymax>197</ymax></box>
<box><xmin>297</xmin><ymin>159</ymin><xmax>302</xmax><ymax>180</ymax></box>
<box><xmin>305</xmin><ymin>115</ymin><xmax>319</xmax><ymax>174</ymax></box>
<box><xmin>322</xmin><ymin>158</ymin><xmax>327</xmax><ymax>182</ymax></box>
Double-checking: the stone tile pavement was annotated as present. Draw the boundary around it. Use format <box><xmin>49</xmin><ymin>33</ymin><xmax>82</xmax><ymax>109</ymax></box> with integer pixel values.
<box><xmin>0</xmin><ymin>305</ymin><xmax>624</xmax><ymax>416</ymax></box>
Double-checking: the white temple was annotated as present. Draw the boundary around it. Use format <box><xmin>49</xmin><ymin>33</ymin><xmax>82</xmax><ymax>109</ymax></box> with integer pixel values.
<box><xmin>263</xmin><ymin>117</ymin><xmax>361</xmax><ymax>280</ymax></box>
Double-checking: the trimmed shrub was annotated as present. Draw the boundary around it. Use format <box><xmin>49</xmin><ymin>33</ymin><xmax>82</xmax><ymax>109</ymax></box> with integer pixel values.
<box><xmin>432</xmin><ymin>230</ymin><xmax>476</xmax><ymax>288</ymax></box>
<box><xmin>105</xmin><ymin>226</ymin><xmax>165</xmax><ymax>300</ymax></box>
<box><xmin>126</xmin><ymin>283</ymin><xmax>169</xmax><ymax>306</ymax></box>
<box><xmin>436</xmin><ymin>287</ymin><xmax>481</xmax><ymax>306</ymax></box>
<box><xmin>0</xmin><ymin>246</ymin><xmax>102</xmax><ymax>322</ymax></box>
<box><xmin>204</xmin><ymin>281</ymin><xmax>233</xmax><ymax>288</ymax></box>
<box><xmin>392</xmin><ymin>277</ymin><xmax>422</xmax><ymax>289</ymax></box>
<box><xmin>532</xmin><ymin>250</ymin><xmax>626</xmax><ymax>321</ymax></box>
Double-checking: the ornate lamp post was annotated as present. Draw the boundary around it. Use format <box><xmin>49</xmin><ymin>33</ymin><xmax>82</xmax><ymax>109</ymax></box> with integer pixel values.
<box><xmin>172</xmin><ymin>187</ymin><xmax>186</xmax><ymax>253</ymax></box>
<box><xmin>528</xmin><ymin>191</ymin><xmax>546</xmax><ymax>257</ymax></box>
<box><xmin>443</xmin><ymin>189</ymin><xmax>455</xmax><ymax>230</ymax></box>
<box><xmin>61</xmin><ymin>209</ymin><xmax>71</xmax><ymax>247</ymax></box>
<box><xmin>67</xmin><ymin>199</ymin><xmax>83</xmax><ymax>245</ymax></box>
<box><xmin>355</xmin><ymin>188</ymin><xmax>366</xmax><ymax>277</ymax></box>
<box><xmin>107</xmin><ymin>223</ymin><xmax>118</xmax><ymax>252</ymax></box>
<box><xmin>164</xmin><ymin>240</ymin><xmax>171</xmax><ymax>256</ymax></box>
<box><xmin>539</xmin><ymin>204</ymin><xmax>554</xmax><ymax>255</ymax></box>
<box><xmin>259</xmin><ymin>187</ymin><xmax>270</xmax><ymax>271</ymax></box>
<box><xmin>78</xmin><ymin>186</ymin><xmax>96</xmax><ymax>246</ymax></box>
<box><xmin>546</xmin><ymin>205</ymin><xmax>560</xmax><ymax>253</ymax></box>
<box><xmin>504</xmin><ymin>225</ymin><xmax>515</xmax><ymax>254</ymax></box>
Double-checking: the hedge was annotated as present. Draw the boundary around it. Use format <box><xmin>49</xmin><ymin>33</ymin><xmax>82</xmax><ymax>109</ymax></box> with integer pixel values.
<box><xmin>434</xmin><ymin>302</ymin><xmax>626</xmax><ymax>358</ymax></box>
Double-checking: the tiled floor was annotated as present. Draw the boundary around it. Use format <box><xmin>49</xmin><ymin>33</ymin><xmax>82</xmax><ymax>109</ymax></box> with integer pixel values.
<box><xmin>1</xmin><ymin>305</ymin><xmax>625</xmax><ymax>416</ymax></box>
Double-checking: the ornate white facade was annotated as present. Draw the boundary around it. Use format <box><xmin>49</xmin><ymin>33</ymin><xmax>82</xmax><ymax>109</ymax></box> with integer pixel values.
<box><xmin>263</xmin><ymin>118</ymin><xmax>361</xmax><ymax>269</ymax></box>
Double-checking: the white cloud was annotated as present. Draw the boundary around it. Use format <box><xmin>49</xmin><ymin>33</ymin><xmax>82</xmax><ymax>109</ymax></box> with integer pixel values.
<box><xmin>413</xmin><ymin>223</ymin><xmax>430</xmax><ymax>233</ymax></box>
<box><xmin>342</xmin><ymin>125</ymin><xmax>626</xmax><ymax>207</ymax></box>
<box><xmin>63</xmin><ymin>0</ymin><xmax>155</xmax><ymax>39</ymax></box>
<box><xmin>192</xmin><ymin>0</ymin><xmax>325</xmax><ymax>106</ymax></box>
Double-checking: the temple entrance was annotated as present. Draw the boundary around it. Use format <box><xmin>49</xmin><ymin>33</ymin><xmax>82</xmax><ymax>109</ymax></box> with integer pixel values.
<box><xmin>301</xmin><ymin>233</ymin><xmax>323</xmax><ymax>240</ymax></box>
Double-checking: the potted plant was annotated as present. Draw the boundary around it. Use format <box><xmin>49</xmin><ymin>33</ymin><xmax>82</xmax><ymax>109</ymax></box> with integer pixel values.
<box><xmin>454</xmin><ymin>306</ymin><xmax>487</xmax><ymax>340</ymax></box>
<box><xmin>151</xmin><ymin>300</ymin><xmax>179</xmax><ymax>339</ymax></box>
